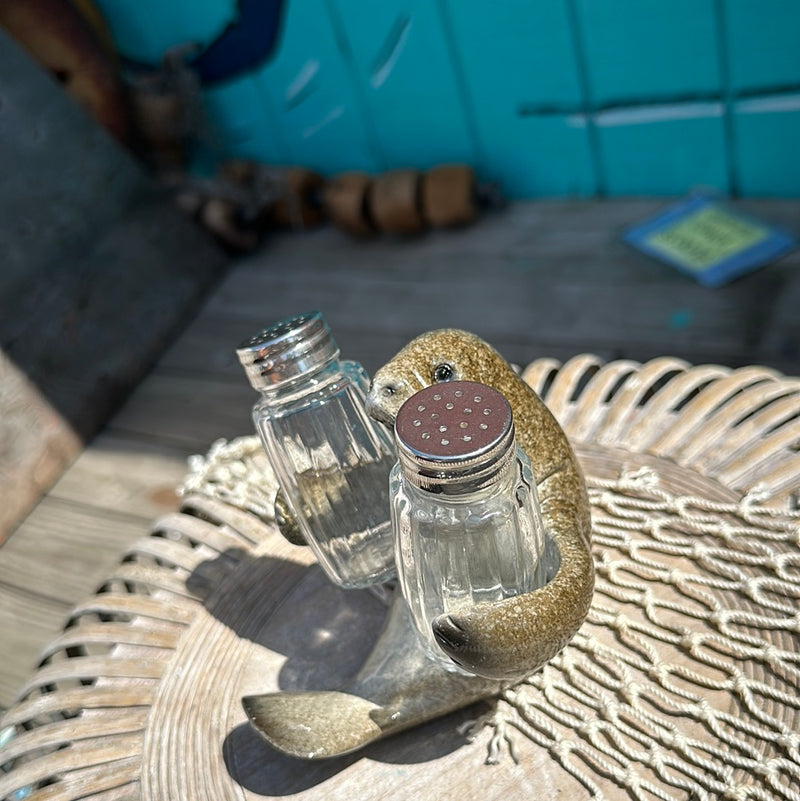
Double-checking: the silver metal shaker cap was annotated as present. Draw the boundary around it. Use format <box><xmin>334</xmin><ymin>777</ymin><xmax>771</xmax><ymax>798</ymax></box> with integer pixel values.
<box><xmin>236</xmin><ymin>311</ymin><xmax>339</xmax><ymax>390</ymax></box>
<box><xmin>394</xmin><ymin>381</ymin><xmax>516</xmax><ymax>493</ymax></box>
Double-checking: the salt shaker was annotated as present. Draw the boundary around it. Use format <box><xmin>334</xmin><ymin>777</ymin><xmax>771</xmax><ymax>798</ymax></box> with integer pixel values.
<box><xmin>390</xmin><ymin>380</ymin><xmax>549</xmax><ymax>670</ymax></box>
<box><xmin>237</xmin><ymin>311</ymin><xmax>396</xmax><ymax>589</ymax></box>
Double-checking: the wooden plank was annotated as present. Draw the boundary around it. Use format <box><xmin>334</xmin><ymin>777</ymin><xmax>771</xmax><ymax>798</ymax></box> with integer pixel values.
<box><xmin>0</xmin><ymin>31</ymin><xmax>141</xmax><ymax>285</ymax></box>
<box><xmin>253</xmin><ymin>0</ymin><xmax>381</xmax><ymax>173</ymax></box>
<box><xmin>0</xmin><ymin>32</ymin><xmax>227</xmax><ymax>440</ymax></box>
<box><xmin>188</xmin><ymin>218</ymin><xmax>799</xmax><ymax>373</ymax></box>
<box><xmin>159</xmin><ymin>309</ymin><xmax>429</xmax><ymax>379</ymax></box>
<box><xmin>0</xmin><ymin>32</ymin><xmax>227</xmax><ymax>540</ymax></box>
<box><xmin>332</xmin><ymin>0</ymin><xmax>475</xmax><ymax>168</ymax></box>
<box><xmin>154</xmin><ymin>199</ymin><xmax>800</xmax><ymax>382</ymax></box>
<box><xmin>48</xmin><ymin>433</ymin><xmax>194</xmax><ymax>519</ymax></box>
<box><xmin>158</xmin><ymin>307</ymin><xmax>616</xmax><ymax>383</ymax></box>
<box><xmin>0</xmin><ymin>499</ymin><xmax>150</xmax><ymax>607</ymax></box>
<box><xmin>3</xmin><ymin>194</ymin><xmax>228</xmax><ymax>443</ymax></box>
<box><xmin>0</xmin><ymin>351</ymin><xmax>81</xmax><ymax>546</ymax></box>
<box><xmin>109</xmin><ymin>373</ymin><xmax>254</xmax><ymax>448</ymax></box>
<box><xmin>214</xmin><ymin>198</ymin><xmax>670</xmax><ymax>262</ymax></box>
<box><xmin>758</xmin><ymin>273</ymin><xmax>800</xmax><ymax>377</ymax></box>
<box><xmin>207</xmin><ymin>198</ymin><xmax>799</xmax><ymax>269</ymax></box>
<box><xmin>0</xmin><ymin>586</ymin><xmax>71</xmax><ymax>709</ymax></box>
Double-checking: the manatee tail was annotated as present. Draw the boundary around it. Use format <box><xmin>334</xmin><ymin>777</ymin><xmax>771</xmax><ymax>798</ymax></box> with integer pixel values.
<box><xmin>242</xmin><ymin>690</ymin><xmax>386</xmax><ymax>759</ymax></box>
<box><xmin>243</xmin><ymin>590</ymin><xmax>504</xmax><ymax>759</ymax></box>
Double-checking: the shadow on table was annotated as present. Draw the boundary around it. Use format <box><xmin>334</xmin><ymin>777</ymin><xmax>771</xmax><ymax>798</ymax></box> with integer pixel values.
<box><xmin>187</xmin><ymin>548</ymin><xmax>491</xmax><ymax>792</ymax></box>
<box><xmin>222</xmin><ymin>701</ymin><xmax>490</xmax><ymax>796</ymax></box>
<box><xmin>186</xmin><ymin>547</ymin><xmax>389</xmax><ymax>691</ymax></box>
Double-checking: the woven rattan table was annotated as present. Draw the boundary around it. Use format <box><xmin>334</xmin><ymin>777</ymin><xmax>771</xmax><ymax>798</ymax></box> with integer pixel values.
<box><xmin>2</xmin><ymin>354</ymin><xmax>800</xmax><ymax>801</ymax></box>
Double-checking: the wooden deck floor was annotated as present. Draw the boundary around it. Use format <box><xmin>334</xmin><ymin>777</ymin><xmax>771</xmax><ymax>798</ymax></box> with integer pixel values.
<box><xmin>2</xmin><ymin>198</ymin><xmax>799</xmax><ymax>710</ymax></box>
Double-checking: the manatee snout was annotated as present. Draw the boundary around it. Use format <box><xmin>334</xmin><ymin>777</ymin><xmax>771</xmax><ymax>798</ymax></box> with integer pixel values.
<box><xmin>365</xmin><ymin>376</ymin><xmax>412</xmax><ymax>426</ymax></box>
<box><xmin>364</xmin><ymin>384</ymin><xmax>390</xmax><ymax>426</ymax></box>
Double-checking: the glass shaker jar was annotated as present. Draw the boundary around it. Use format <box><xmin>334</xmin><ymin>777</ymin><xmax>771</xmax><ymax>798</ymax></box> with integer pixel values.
<box><xmin>390</xmin><ymin>380</ymin><xmax>548</xmax><ymax>669</ymax></box>
<box><xmin>237</xmin><ymin>311</ymin><xmax>397</xmax><ymax>589</ymax></box>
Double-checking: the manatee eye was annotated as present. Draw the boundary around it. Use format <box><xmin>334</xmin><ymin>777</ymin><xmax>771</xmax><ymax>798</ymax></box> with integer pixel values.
<box><xmin>382</xmin><ymin>384</ymin><xmax>396</xmax><ymax>397</ymax></box>
<box><xmin>433</xmin><ymin>363</ymin><xmax>454</xmax><ymax>383</ymax></box>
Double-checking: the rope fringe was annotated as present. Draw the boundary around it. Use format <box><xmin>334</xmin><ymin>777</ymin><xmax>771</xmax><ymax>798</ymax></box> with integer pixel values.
<box><xmin>180</xmin><ymin>441</ymin><xmax>800</xmax><ymax>798</ymax></box>
<box><xmin>492</xmin><ymin>470</ymin><xmax>800</xmax><ymax>799</ymax></box>
<box><xmin>178</xmin><ymin>435</ymin><xmax>278</xmax><ymax>522</ymax></box>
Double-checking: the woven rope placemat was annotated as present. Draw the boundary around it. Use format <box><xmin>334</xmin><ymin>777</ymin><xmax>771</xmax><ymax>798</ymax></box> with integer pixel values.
<box><xmin>2</xmin><ymin>355</ymin><xmax>799</xmax><ymax>800</ymax></box>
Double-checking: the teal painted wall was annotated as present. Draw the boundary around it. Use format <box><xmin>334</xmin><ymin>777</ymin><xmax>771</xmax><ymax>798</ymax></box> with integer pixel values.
<box><xmin>96</xmin><ymin>0</ymin><xmax>800</xmax><ymax>198</ymax></box>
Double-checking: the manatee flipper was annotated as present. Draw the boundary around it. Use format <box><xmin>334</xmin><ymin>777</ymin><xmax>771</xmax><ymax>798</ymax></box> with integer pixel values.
<box><xmin>243</xmin><ymin>588</ymin><xmax>504</xmax><ymax>759</ymax></box>
<box><xmin>433</xmin><ymin>481</ymin><xmax>593</xmax><ymax>679</ymax></box>
<box><xmin>273</xmin><ymin>488</ymin><xmax>307</xmax><ymax>546</ymax></box>
<box><xmin>366</xmin><ymin>328</ymin><xmax>595</xmax><ymax>681</ymax></box>
<box><xmin>432</xmin><ymin>387</ymin><xmax>594</xmax><ymax>679</ymax></box>
<box><xmin>242</xmin><ymin>691</ymin><xmax>384</xmax><ymax>760</ymax></box>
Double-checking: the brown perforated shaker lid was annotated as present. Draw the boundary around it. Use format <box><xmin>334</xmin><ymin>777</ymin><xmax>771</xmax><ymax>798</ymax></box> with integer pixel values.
<box><xmin>394</xmin><ymin>381</ymin><xmax>515</xmax><ymax>492</ymax></box>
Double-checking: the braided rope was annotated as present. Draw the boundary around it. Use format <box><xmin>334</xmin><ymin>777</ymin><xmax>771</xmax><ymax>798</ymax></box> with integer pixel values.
<box><xmin>177</xmin><ymin>437</ymin><xmax>800</xmax><ymax>798</ymax></box>
<box><xmin>178</xmin><ymin>436</ymin><xmax>278</xmax><ymax>522</ymax></box>
<box><xmin>486</xmin><ymin>469</ymin><xmax>800</xmax><ymax>800</ymax></box>
<box><xmin>2</xmin><ymin>355</ymin><xmax>800</xmax><ymax>800</ymax></box>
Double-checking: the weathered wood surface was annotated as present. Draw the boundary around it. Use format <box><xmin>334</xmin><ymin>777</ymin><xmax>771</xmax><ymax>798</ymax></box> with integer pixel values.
<box><xmin>2</xmin><ymin>357</ymin><xmax>800</xmax><ymax>800</ymax></box>
<box><xmin>47</xmin><ymin>433</ymin><xmax>190</xmax><ymax>519</ymax></box>
<box><xmin>0</xmin><ymin>30</ymin><xmax>228</xmax><ymax>543</ymax></box>
<box><xmin>0</xmin><ymin>351</ymin><xmax>82</xmax><ymax>541</ymax></box>
<box><xmin>110</xmin><ymin>374</ymin><xmax>254</xmax><ymax>449</ymax></box>
<box><xmin>1</xmin><ymin>196</ymin><xmax>799</xmax><ymax>715</ymax></box>
<box><xmin>0</xmin><ymin>586</ymin><xmax>71</xmax><ymax>706</ymax></box>
<box><xmin>0</xmin><ymin>499</ymin><xmax>150</xmax><ymax>607</ymax></box>
<box><xmin>165</xmin><ymin>198</ymin><xmax>800</xmax><ymax>377</ymax></box>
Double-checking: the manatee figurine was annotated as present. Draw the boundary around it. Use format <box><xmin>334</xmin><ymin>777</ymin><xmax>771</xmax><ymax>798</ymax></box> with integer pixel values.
<box><xmin>243</xmin><ymin>590</ymin><xmax>506</xmax><ymax>759</ymax></box>
<box><xmin>243</xmin><ymin>329</ymin><xmax>593</xmax><ymax>758</ymax></box>
<box><xmin>365</xmin><ymin>329</ymin><xmax>593</xmax><ymax>679</ymax></box>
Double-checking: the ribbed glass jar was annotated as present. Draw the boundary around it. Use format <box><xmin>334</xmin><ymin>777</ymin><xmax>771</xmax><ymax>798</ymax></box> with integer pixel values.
<box><xmin>390</xmin><ymin>381</ymin><xmax>548</xmax><ymax>669</ymax></box>
<box><xmin>237</xmin><ymin>311</ymin><xmax>396</xmax><ymax>588</ymax></box>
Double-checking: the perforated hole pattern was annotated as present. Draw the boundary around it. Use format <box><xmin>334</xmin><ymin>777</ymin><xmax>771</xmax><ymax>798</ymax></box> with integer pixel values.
<box><xmin>395</xmin><ymin>381</ymin><xmax>511</xmax><ymax>460</ymax></box>
<box><xmin>239</xmin><ymin>311</ymin><xmax>318</xmax><ymax>350</ymax></box>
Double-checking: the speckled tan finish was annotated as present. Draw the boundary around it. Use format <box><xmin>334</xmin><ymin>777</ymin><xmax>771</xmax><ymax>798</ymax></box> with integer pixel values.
<box><xmin>367</xmin><ymin>329</ymin><xmax>594</xmax><ymax>680</ymax></box>
<box><xmin>243</xmin><ymin>591</ymin><xmax>506</xmax><ymax>759</ymax></box>
<box><xmin>272</xmin><ymin>487</ymin><xmax>306</xmax><ymax>546</ymax></box>
<box><xmin>243</xmin><ymin>330</ymin><xmax>593</xmax><ymax>759</ymax></box>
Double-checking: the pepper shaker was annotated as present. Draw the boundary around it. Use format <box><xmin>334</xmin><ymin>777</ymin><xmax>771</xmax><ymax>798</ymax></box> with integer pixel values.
<box><xmin>390</xmin><ymin>380</ymin><xmax>550</xmax><ymax>670</ymax></box>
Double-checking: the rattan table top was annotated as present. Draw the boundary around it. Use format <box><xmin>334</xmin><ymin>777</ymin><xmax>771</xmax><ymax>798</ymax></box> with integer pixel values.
<box><xmin>2</xmin><ymin>354</ymin><xmax>800</xmax><ymax>800</ymax></box>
